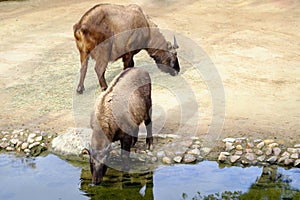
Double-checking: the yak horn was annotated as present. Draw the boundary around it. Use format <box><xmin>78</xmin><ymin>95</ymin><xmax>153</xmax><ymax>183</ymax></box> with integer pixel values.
<box><xmin>173</xmin><ymin>36</ymin><xmax>179</xmax><ymax>49</ymax></box>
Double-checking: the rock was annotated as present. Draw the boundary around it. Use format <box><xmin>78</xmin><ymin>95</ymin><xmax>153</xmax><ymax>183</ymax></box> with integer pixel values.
<box><xmin>264</xmin><ymin>139</ymin><xmax>274</xmax><ymax>145</ymax></box>
<box><xmin>162</xmin><ymin>157</ymin><xmax>172</xmax><ymax>165</ymax></box>
<box><xmin>290</xmin><ymin>153</ymin><xmax>299</xmax><ymax>159</ymax></box>
<box><xmin>35</xmin><ymin>136</ymin><xmax>43</xmax><ymax>142</ymax></box>
<box><xmin>235</xmin><ymin>151</ymin><xmax>243</xmax><ymax>155</ymax></box>
<box><xmin>278</xmin><ymin>156</ymin><xmax>289</xmax><ymax>164</ymax></box>
<box><xmin>173</xmin><ymin>156</ymin><xmax>182</xmax><ymax>163</ymax></box>
<box><xmin>287</xmin><ymin>148</ymin><xmax>298</xmax><ymax>154</ymax></box>
<box><xmin>246</xmin><ymin>149</ymin><xmax>253</xmax><ymax>153</ymax></box>
<box><xmin>51</xmin><ymin>128</ymin><xmax>91</xmax><ymax>156</ymax></box>
<box><xmin>147</xmin><ymin>151</ymin><xmax>153</xmax><ymax>156</ymax></box>
<box><xmin>200</xmin><ymin>147</ymin><xmax>211</xmax><ymax>155</ymax></box>
<box><xmin>12</xmin><ymin>129</ymin><xmax>23</xmax><ymax>134</ymax></box>
<box><xmin>222</xmin><ymin>138</ymin><xmax>236</xmax><ymax>143</ymax></box>
<box><xmin>256</xmin><ymin>141</ymin><xmax>265</xmax><ymax>149</ymax></box>
<box><xmin>225</xmin><ymin>142</ymin><xmax>235</xmax><ymax>151</ymax></box>
<box><xmin>10</xmin><ymin>138</ymin><xmax>19</xmax><ymax>145</ymax></box>
<box><xmin>191</xmin><ymin>136</ymin><xmax>199</xmax><ymax>140</ymax></box>
<box><xmin>218</xmin><ymin>152</ymin><xmax>229</xmax><ymax>162</ymax></box>
<box><xmin>268</xmin><ymin>143</ymin><xmax>279</xmax><ymax>148</ymax></box>
<box><xmin>284</xmin><ymin>158</ymin><xmax>293</xmax><ymax>166</ymax></box>
<box><xmin>27</xmin><ymin>137</ymin><xmax>35</xmax><ymax>144</ymax></box>
<box><xmin>193</xmin><ymin>141</ymin><xmax>201</xmax><ymax>145</ymax></box>
<box><xmin>245</xmin><ymin>153</ymin><xmax>255</xmax><ymax>161</ymax></box>
<box><xmin>273</xmin><ymin>147</ymin><xmax>281</xmax><ymax>156</ymax></box>
<box><xmin>28</xmin><ymin>142</ymin><xmax>40</xmax><ymax>149</ymax></box>
<box><xmin>294</xmin><ymin>159</ymin><xmax>300</xmax><ymax>167</ymax></box>
<box><xmin>188</xmin><ymin>148</ymin><xmax>201</xmax><ymax>155</ymax></box>
<box><xmin>24</xmin><ymin>149</ymin><xmax>31</xmax><ymax>153</ymax></box>
<box><xmin>21</xmin><ymin>142</ymin><xmax>29</xmax><ymax>150</ymax></box>
<box><xmin>230</xmin><ymin>155</ymin><xmax>240</xmax><ymax>163</ymax></box>
<box><xmin>236</xmin><ymin>145</ymin><xmax>243</xmax><ymax>151</ymax></box>
<box><xmin>6</xmin><ymin>147</ymin><xmax>15</xmax><ymax>151</ymax></box>
<box><xmin>257</xmin><ymin>155</ymin><xmax>266</xmax><ymax>162</ymax></box>
<box><xmin>184</xmin><ymin>154</ymin><xmax>196</xmax><ymax>163</ymax></box>
<box><xmin>151</xmin><ymin>157</ymin><xmax>158</xmax><ymax>163</ymax></box>
<box><xmin>28</xmin><ymin>133</ymin><xmax>37</xmax><ymax>139</ymax></box>
<box><xmin>156</xmin><ymin>151</ymin><xmax>165</xmax><ymax>158</ymax></box>
<box><xmin>254</xmin><ymin>149</ymin><xmax>263</xmax><ymax>155</ymax></box>
<box><xmin>267</xmin><ymin>156</ymin><xmax>277</xmax><ymax>164</ymax></box>
<box><xmin>254</xmin><ymin>139</ymin><xmax>262</xmax><ymax>143</ymax></box>
<box><xmin>294</xmin><ymin>144</ymin><xmax>300</xmax><ymax>148</ymax></box>
<box><xmin>265</xmin><ymin>148</ymin><xmax>272</xmax><ymax>156</ymax></box>
<box><xmin>281</xmin><ymin>151</ymin><xmax>290</xmax><ymax>157</ymax></box>
<box><xmin>0</xmin><ymin>142</ymin><xmax>8</xmax><ymax>149</ymax></box>
<box><xmin>191</xmin><ymin>144</ymin><xmax>200</xmax><ymax>149</ymax></box>
<box><xmin>246</xmin><ymin>142</ymin><xmax>254</xmax><ymax>149</ymax></box>
<box><xmin>2</xmin><ymin>137</ymin><xmax>7</xmax><ymax>142</ymax></box>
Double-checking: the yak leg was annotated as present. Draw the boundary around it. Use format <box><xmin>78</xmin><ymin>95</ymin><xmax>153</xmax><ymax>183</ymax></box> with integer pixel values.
<box><xmin>120</xmin><ymin>134</ymin><xmax>132</xmax><ymax>171</ymax></box>
<box><xmin>77</xmin><ymin>51</ymin><xmax>89</xmax><ymax>94</ymax></box>
<box><xmin>122</xmin><ymin>53</ymin><xmax>134</xmax><ymax>69</ymax></box>
<box><xmin>95</xmin><ymin>46</ymin><xmax>109</xmax><ymax>91</ymax></box>
<box><xmin>145</xmin><ymin>107</ymin><xmax>153</xmax><ymax>150</ymax></box>
<box><xmin>132</xmin><ymin>127</ymin><xmax>139</xmax><ymax>147</ymax></box>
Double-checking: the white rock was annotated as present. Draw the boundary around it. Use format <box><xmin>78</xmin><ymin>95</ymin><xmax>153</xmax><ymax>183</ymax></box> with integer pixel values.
<box><xmin>188</xmin><ymin>148</ymin><xmax>201</xmax><ymax>155</ymax></box>
<box><xmin>21</xmin><ymin>142</ymin><xmax>29</xmax><ymax>150</ymax></box>
<box><xmin>184</xmin><ymin>154</ymin><xmax>196</xmax><ymax>163</ymax></box>
<box><xmin>2</xmin><ymin>137</ymin><xmax>7</xmax><ymax>142</ymax></box>
<box><xmin>28</xmin><ymin>133</ymin><xmax>37</xmax><ymax>139</ymax></box>
<box><xmin>156</xmin><ymin>151</ymin><xmax>165</xmax><ymax>158</ymax></box>
<box><xmin>281</xmin><ymin>151</ymin><xmax>290</xmax><ymax>157</ymax></box>
<box><xmin>294</xmin><ymin>144</ymin><xmax>300</xmax><ymax>148</ymax></box>
<box><xmin>225</xmin><ymin>142</ymin><xmax>235</xmax><ymax>151</ymax></box>
<box><xmin>284</xmin><ymin>158</ymin><xmax>293</xmax><ymax>166</ymax></box>
<box><xmin>245</xmin><ymin>153</ymin><xmax>255</xmax><ymax>161</ymax></box>
<box><xmin>294</xmin><ymin>159</ymin><xmax>300</xmax><ymax>167</ymax></box>
<box><xmin>6</xmin><ymin>147</ymin><xmax>15</xmax><ymax>151</ymax></box>
<box><xmin>257</xmin><ymin>155</ymin><xmax>266</xmax><ymax>162</ymax></box>
<box><xmin>256</xmin><ymin>141</ymin><xmax>265</xmax><ymax>149</ymax></box>
<box><xmin>278</xmin><ymin>156</ymin><xmax>289</xmax><ymax>164</ymax></box>
<box><xmin>290</xmin><ymin>153</ymin><xmax>299</xmax><ymax>159</ymax></box>
<box><xmin>230</xmin><ymin>155</ymin><xmax>240</xmax><ymax>163</ymax></box>
<box><xmin>264</xmin><ymin>139</ymin><xmax>274</xmax><ymax>145</ymax></box>
<box><xmin>267</xmin><ymin>156</ymin><xmax>277</xmax><ymax>164</ymax></box>
<box><xmin>28</xmin><ymin>142</ymin><xmax>40</xmax><ymax>149</ymax></box>
<box><xmin>200</xmin><ymin>147</ymin><xmax>211</xmax><ymax>155</ymax></box>
<box><xmin>35</xmin><ymin>136</ymin><xmax>43</xmax><ymax>142</ymax></box>
<box><xmin>218</xmin><ymin>152</ymin><xmax>228</xmax><ymax>162</ymax></box>
<box><xmin>287</xmin><ymin>148</ymin><xmax>298</xmax><ymax>154</ymax></box>
<box><xmin>27</xmin><ymin>137</ymin><xmax>35</xmax><ymax>144</ymax></box>
<box><xmin>173</xmin><ymin>156</ymin><xmax>182</xmax><ymax>163</ymax></box>
<box><xmin>273</xmin><ymin>147</ymin><xmax>281</xmax><ymax>156</ymax></box>
<box><xmin>162</xmin><ymin>157</ymin><xmax>172</xmax><ymax>165</ymax></box>
<box><xmin>10</xmin><ymin>138</ymin><xmax>19</xmax><ymax>145</ymax></box>
<box><xmin>24</xmin><ymin>149</ymin><xmax>31</xmax><ymax>153</ymax></box>
<box><xmin>268</xmin><ymin>143</ymin><xmax>278</xmax><ymax>148</ymax></box>
<box><xmin>235</xmin><ymin>151</ymin><xmax>243</xmax><ymax>155</ymax></box>
<box><xmin>254</xmin><ymin>149</ymin><xmax>263</xmax><ymax>155</ymax></box>
<box><xmin>265</xmin><ymin>148</ymin><xmax>272</xmax><ymax>156</ymax></box>
<box><xmin>222</xmin><ymin>138</ymin><xmax>236</xmax><ymax>143</ymax></box>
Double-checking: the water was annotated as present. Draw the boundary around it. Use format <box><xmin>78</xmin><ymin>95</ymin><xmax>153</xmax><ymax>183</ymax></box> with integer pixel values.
<box><xmin>0</xmin><ymin>153</ymin><xmax>299</xmax><ymax>200</ymax></box>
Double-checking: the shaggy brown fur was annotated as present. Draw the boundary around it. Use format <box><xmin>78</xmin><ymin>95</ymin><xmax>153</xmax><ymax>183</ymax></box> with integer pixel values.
<box><xmin>89</xmin><ymin>67</ymin><xmax>152</xmax><ymax>185</ymax></box>
<box><xmin>73</xmin><ymin>3</ymin><xmax>179</xmax><ymax>93</ymax></box>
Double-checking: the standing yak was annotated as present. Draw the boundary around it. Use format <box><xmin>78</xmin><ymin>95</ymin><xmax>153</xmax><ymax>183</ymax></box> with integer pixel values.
<box><xmin>73</xmin><ymin>3</ymin><xmax>180</xmax><ymax>93</ymax></box>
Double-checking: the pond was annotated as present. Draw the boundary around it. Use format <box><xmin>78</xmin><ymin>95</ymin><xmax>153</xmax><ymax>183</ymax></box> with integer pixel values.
<box><xmin>0</xmin><ymin>153</ymin><xmax>300</xmax><ymax>200</ymax></box>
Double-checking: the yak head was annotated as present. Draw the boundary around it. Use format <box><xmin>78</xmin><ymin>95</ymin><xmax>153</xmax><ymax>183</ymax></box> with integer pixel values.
<box><xmin>155</xmin><ymin>36</ymin><xmax>180</xmax><ymax>76</ymax></box>
<box><xmin>84</xmin><ymin>144</ymin><xmax>110</xmax><ymax>185</ymax></box>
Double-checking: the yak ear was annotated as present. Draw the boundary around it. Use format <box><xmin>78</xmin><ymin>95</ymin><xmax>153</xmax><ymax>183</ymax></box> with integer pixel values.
<box><xmin>173</xmin><ymin>36</ymin><xmax>179</xmax><ymax>49</ymax></box>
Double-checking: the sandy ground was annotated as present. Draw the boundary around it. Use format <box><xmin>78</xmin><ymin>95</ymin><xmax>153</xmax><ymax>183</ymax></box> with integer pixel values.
<box><xmin>0</xmin><ymin>0</ymin><xmax>299</xmax><ymax>144</ymax></box>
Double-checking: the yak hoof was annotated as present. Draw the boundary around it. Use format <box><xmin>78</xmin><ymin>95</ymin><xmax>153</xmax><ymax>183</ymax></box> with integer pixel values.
<box><xmin>77</xmin><ymin>86</ymin><xmax>85</xmax><ymax>94</ymax></box>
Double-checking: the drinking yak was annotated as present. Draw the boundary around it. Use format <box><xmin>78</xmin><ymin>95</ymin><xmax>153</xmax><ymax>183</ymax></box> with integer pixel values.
<box><xmin>73</xmin><ymin>3</ymin><xmax>180</xmax><ymax>93</ymax></box>
<box><xmin>88</xmin><ymin>67</ymin><xmax>152</xmax><ymax>185</ymax></box>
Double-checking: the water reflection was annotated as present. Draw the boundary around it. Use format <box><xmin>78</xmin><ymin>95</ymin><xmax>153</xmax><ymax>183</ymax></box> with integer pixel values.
<box><xmin>0</xmin><ymin>153</ymin><xmax>299</xmax><ymax>200</ymax></box>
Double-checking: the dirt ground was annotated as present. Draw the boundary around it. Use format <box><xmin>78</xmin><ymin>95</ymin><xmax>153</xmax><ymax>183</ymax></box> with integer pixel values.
<box><xmin>0</xmin><ymin>0</ymin><xmax>299</xmax><ymax>144</ymax></box>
